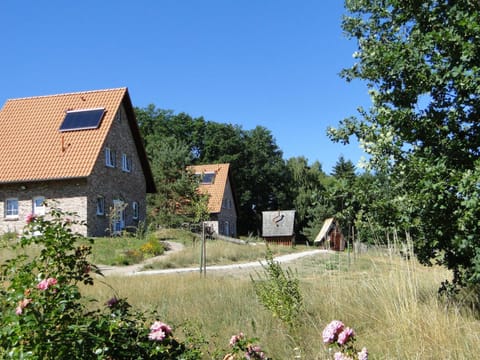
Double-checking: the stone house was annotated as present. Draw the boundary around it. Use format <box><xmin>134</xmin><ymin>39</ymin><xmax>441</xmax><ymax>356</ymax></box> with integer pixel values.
<box><xmin>189</xmin><ymin>163</ymin><xmax>237</xmax><ymax>237</ymax></box>
<box><xmin>0</xmin><ymin>88</ymin><xmax>156</xmax><ymax>237</ymax></box>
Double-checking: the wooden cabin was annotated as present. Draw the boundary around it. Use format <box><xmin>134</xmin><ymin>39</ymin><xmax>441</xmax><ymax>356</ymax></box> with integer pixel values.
<box><xmin>313</xmin><ymin>217</ymin><xmax>345</xmax><ymax>251</ymax></box>
<box><xmin>262</xmin><ymin>210</ymin><xmax>296</xmax><ymax>245</ymax></box>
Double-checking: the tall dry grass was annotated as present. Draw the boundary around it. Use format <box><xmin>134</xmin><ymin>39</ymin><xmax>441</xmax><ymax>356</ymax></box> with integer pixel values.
<box><xmin>82</xmin><ymin>247</ymin><xmax>480</xmax><ymax>359</ymax></box>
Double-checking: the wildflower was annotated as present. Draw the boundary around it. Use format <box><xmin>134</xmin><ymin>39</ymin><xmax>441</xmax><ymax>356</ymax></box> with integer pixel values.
<box><xmin>36</xmin><ymin>277</ymin><xmax>58</xmax><ymax>291</ymax></box>
<box><xmin>322</xmin><ymin>320</ymin><xmax>345</xmax><ymax>344</ymax></box>
<box><xmin>337</xmin><ymin>327</ymin><xmax>355</xmax><ymax>345</ymax></box>
<box><xmin>15</xmin><ymin>298</ymin><xmax>32</xmax><ymax>315</ymax></box>
<box><xmin>229</xmin><ymin>332</ymin><xmax>245</xmax><ymax>346</ymax></box>
<box><xmin>358</xmin><ymin>347</ymin><xmax>368</xmax><ymax>360</ymax></box>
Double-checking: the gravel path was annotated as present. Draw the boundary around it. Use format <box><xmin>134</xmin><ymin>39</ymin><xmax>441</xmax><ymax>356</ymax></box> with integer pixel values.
<box><xmin>97</xmin><ymin>242</ymin><xmax>330</xmax><ymax>277</ymax></box>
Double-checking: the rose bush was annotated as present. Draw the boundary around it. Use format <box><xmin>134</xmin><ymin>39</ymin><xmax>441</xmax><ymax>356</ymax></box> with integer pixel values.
<box><xmin>323</xmin><ymin>320</ymin><xmax>368</xmax><ymax>360</ymax></box>
<box><xmin>0</xmin><ymin>207</ymin><xmax>201</xmax><ymax>359</ymax></box>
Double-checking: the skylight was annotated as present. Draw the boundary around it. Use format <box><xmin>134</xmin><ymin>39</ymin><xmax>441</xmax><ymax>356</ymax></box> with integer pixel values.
<box><xmin>59</xmin><ymin>108</ymin><xmax>105</xmax><ymax>132</ymax></box>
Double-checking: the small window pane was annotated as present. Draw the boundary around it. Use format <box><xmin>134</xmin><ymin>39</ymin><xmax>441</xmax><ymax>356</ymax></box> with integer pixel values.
<box><xmin>6</xmin><ymin>198</ymin><xmax>19</xmax><ymax>217</ymax></box>
<box><xmin>105</xmin><ymin>148</ymin><xmax>115</xmax><ymax>167</ymax></box>
<box><xmin>33</xmin><ymin>196</ymin><xmax>45</xmax><ymax>216</ymax></box>
<box><xmin>96</xmin><ymin>196</ymin><xmax>105</xmax><ymax>216</ymax></box>
<box><xmin>122</xmin><ymin>154</ymin><xmax>131</xmax><ymax>172</ymax></box>
<box><xmin>200</xmin><ymin>172</ymin><xmax>215</xmax><ymax>184</ymax></box>
<box><xmin>132</xmin><ymin>201</ymin><xmax>139</xmax><ymax>219</ymax></box>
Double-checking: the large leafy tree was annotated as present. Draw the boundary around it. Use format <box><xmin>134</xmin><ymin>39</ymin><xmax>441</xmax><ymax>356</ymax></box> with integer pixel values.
<box><xmin>329</xmin><ymin>0</ymin><xmax>480</xmax><ymax>289</ymax></box>
<box><xmin>285</xmin><ymin>157</ymin><xmax>331</xmax><ymax>242</ymax></box>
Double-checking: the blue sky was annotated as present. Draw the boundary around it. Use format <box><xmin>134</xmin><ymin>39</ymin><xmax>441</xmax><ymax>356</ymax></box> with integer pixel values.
<box><xmin>1</xmin><ymin>0</ymin><xmax>371</xmax><ymax>174</ymax></box>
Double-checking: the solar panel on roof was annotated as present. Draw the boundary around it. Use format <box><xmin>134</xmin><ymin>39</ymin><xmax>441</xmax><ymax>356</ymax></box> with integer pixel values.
<box><xmin>59</xmin><ymin>108</ymin><xmax>105</xmax><ymax>132</ymax></box>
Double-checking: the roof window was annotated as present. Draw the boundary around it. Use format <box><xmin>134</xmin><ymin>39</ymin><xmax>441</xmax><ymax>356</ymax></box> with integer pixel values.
<box><xmin>59</xmin><ymin>108</ymin><xmax>105</xmax><ymax>132</ymax></box>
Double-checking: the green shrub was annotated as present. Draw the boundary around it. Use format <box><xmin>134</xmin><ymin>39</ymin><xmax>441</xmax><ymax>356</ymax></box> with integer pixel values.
<box><xmin>251</xmin><ymin>247</ymin><xmax>304</xmax><ymax>331</ymax></box>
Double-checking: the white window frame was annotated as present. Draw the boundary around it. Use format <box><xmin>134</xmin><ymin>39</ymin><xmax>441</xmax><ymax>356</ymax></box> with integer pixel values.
<box><xmin>122</xmin><ymin>153</ymin><xmax>132</xmax><ymax>172</ymax></box>
<box><xmin>32</xmin><ymin>196</ymin><xmax>45</xmax><ymax>216</ymax></box>
<box><xmin>5</xmin><ymin>198</ymin><xmax>19</xmax><ymax>219</ymax></box>
<box><xmin>96</xmin><ymin>196</ymin><xmax>105</xmax><ymax>216</ymax></box>
<box><xmin>105</xmin><ymin>147</ymin><xmax>116</xmax><ymax>168</ymax></box>
<box><xmin>132</xmin><ymin>201</ymin><xmax>139</xmax><ymax>220</ymax></box>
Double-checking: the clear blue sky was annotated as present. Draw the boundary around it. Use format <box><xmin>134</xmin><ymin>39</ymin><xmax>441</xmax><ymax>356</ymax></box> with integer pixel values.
<box><xmin>1</xmin><ymin>0</ymin><xmax>371</xmax><ymax>174</ymax></box>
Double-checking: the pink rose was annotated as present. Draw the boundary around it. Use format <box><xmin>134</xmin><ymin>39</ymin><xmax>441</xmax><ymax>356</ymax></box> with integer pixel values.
<box><xmin>337</xmin><ymin>327</ymin><xmax>355</xmax><ymax>345</ymax></box>
<box><xmin>358</xmin><ymin>347</ymin><xmax>368</xmax><ymax>360</ymax></box>
<box><xmin>36</xmin><ymin>277</ymin><xmax>58</xmax><ymax>290</ymax></box>
<box><xmin>15</xmin><ymin>298</ymin><xmax>32</xmax><ymax>315</ymax></box>
<box><xmin>148</xmin><ymin>321</ymin><xmax>172</xmax><ymax>341</ymax></box>
<box><xmin>148</xmin><ymin>329</ymin><xmax>166</xmax><ymax>341</ymax></box>
<box><xmin>229</xmin><ymin>332</ymin><xmax>245</xmax><ymax>346</ymax></box>
<box><xmin>322</xmin><ymin>320</ymin><xmax>345</xmax><ymax>344</ymax></box>
<box><xmin>150</xmin><ymin>321</ymin><xmax>172</xmax><ymax>336</ymax></box>
<box><xmin>25</xmin><ymin>213</ymin><xmax>35</xmax><ymax>224</ymax></box>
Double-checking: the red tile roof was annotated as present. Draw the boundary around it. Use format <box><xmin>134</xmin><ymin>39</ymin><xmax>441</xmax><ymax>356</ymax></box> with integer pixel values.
<box><xmin>0</xmin><ymin>88</ymin><xmax>156</xmax><ymax>192</ymax></box>
<box><xmin>189</xmin><ymin>163</ymin><xmax>230</xmax><ymax>213</ymax></box>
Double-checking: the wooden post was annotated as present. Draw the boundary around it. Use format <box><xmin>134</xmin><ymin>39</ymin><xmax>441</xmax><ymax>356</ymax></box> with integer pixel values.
<box><xmin>200</xmin><ymin>222</ymin><xmax>207</xmax><ymax>277</ymax></box>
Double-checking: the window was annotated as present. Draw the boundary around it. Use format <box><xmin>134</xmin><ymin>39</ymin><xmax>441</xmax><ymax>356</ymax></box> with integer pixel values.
<box><xmin>105</xmin><ymin>147</ymin><xmax>116</xmax><ymax>167</ymax></box>
<box><xmin>32</xmin><ymin>196</ymin><xmax>45</xmax><ymax>216</ymax></box>
<box><xmin>199</xmin><ymin>172</ymin><xmax>215</xmax><ymax>184</ymax></box>
<box><xmin>122</xmin><ymin>153</ymin><xmax>132</xmax><ymax>172</ymax></box>
<box><xmin>132</xmin><ymin>201</ymin><xmax>139</xmax><ymax>220</ymax></box>
<box><xmin>96</xmin><ymin>196</ymin><xmax>105</xmax><ymax>216</ymax></box>
<box><xmin>5</xmin><ymin>198</ymin><xmax>19</xmax><ymax>218</ymax></box>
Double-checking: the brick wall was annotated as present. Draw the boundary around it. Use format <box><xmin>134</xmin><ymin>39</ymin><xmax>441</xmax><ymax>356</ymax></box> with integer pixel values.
<box><xmin>216</xmin><ymin>177</ymin><xmax>237</xmax><ymax>237</ymax></box>
<box><xmin>0</xmin><ymin>179</ymin><xmax>88</xmax><ymax>235</ymax></box>
<box><xmin>86</xmin><ymin>104</ymin><xmax>147</xmax><ymax>236</ymax></box>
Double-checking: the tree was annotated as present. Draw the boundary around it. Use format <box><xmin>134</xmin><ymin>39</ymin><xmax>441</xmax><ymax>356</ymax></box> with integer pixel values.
<box><xmin>329</xmin><ymin>0</ymin><xmax>480</xmax><ymax>289</ymax></box>
<box><xmin>286</xmin><ymin>157</ymin><xmax>327</xmax><ymax>242</ymax></box>
<box><xmin>147</xmin><ymin>137</ymin><xmax>208</xmax><ymax>228</ymax></box>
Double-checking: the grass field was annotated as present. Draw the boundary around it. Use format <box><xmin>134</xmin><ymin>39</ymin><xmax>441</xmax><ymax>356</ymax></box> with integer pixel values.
<box><xmin>81</xmin><ymin>240</ymin><xmax>480</xmax><ymax>359</ymax></box>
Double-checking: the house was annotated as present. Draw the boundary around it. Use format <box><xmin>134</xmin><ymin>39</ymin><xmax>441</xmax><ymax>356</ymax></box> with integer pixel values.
<box><xmin>262</xmin><ymin>210</ymin><xmax>296</xmax><ymax>245</ymax></box>
<box><xmin>188</xmin><ymin>163</ymin><xmax>237</xmax><ymax>237</ymax></box>
<box><xmin>313</xmin><ymin>217</ymin><xmax>345</xmax><ymax>251</ymax></box>
<box><xmin>0</xmin><ymin>88</ymin><xmax>156</xmax><ymax>237</ymax></box>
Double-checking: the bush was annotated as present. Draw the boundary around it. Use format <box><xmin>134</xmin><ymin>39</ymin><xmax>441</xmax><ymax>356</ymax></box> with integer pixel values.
<box><xmin>140</xmin><ymin>234</ymin><xmax>166</xmax><ymax>257</ymax></box>
<box><xmin>0</xmin><ymin>208</ymin><xmax>202</xmax><ymax>359</ymax></box>
<box><xmin>251</xmin><ymin>247</ymin><xmax>303</xmax><ymax>331</ymax></box>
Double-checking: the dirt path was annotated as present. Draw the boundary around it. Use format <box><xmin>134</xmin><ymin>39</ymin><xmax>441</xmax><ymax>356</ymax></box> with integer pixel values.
<box><xmin>97</xmin><ymin>242</ymin><xmax>330</xmax><ymax>277</ymax></box>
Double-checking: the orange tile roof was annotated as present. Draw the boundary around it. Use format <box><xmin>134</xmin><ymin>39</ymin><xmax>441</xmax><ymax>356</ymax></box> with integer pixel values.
<box><xmin>0</xmin><ymin>88</ymin><xmax>134</xmax><ymax>184</ymax></box>
<box><xmin>189</xmin><ymin>163</ymin><xmax>230</xmax><ymax>213</ymax></box>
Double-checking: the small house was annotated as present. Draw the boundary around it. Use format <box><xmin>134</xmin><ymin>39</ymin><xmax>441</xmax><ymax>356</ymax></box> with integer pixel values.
<box><xmin>0</xmin><ymin>88</ymin><xmax>156</xmax><ymax>236</ymax></box>
<box><xmin>313</xmin><ymin>217</ymin><xmax>345</xmax><ymax>251</ymax></box>
<box><xmin>189</xmin><ymin>163</ymin><xmax>237</xmax><ymax>237</ymax></box>
<box><xmin>262</xmin><ymin>210</ymin><xmax>296</xmax><ymax>245</ymax></box>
